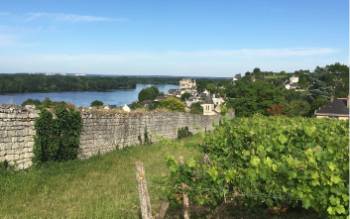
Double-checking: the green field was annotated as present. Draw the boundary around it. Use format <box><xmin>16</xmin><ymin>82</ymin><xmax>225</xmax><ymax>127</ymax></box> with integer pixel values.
<box><xmin>0</xmin><ymin>135</ymin><xmax>202</xmax><ymax>219</ymax></box>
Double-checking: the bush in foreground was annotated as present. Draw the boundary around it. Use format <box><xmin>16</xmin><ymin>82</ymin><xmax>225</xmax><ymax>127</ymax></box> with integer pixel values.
<box><xmin>34</xmin><ymin>104</ymin><xmax>82</xmax><ymax>162</ymax></box>
<box><xmin>167</xmin><ymin>115</ymin><xmax>349</xmax><ymax>217</ymax></box>
<box><xmin>177</xmin><ymin>127</ymin><xmax>193</xmax><ymax>139</ymax></box>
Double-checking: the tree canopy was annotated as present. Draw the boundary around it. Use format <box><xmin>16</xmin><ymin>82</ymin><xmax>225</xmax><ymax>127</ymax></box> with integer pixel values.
<box><xmin>158</xmin><ymin>97</ymin><xmax>185</xmax><ymax>112</ymax></box>
<box><xmin>138</xmin><ymin>86</ymin><xmax>160</xmax><ymax>102</ymax></box>
<box><xmin>90</xmin><ymin>100</ymin><xmax>104</xmax><ymax>107</ymax></box>
<box><xmin>226</xmin><ymin>63</ymin><xmax>349</xmax><ymax>117</ymax></box>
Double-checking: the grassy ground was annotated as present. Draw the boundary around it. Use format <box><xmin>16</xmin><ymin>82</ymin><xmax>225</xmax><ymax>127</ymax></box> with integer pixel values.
<box><xmin>0</xmin><ymin>135</ymin><xmax>203</xmax><ymax>219</ymax></box>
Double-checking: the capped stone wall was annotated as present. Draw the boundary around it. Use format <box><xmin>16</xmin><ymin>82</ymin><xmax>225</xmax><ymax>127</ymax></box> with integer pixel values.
<box><xmin>78</xmin><ymin>109</ymin><xmax>224</xmax><ymax>159</ymax></box>
<box><xmin>0</xmin><ymin>105</ymin><xmax>39</xmax><ymax>169</ymax></box>
<box><xmin>0</xmin><ymin>105</ymin><xmax>228</xmax><ymax>169</ymax></box>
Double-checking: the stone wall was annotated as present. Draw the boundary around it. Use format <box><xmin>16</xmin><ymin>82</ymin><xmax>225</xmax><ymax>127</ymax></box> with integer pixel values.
<box><xmin>0</xmin><ymin>105</ymin><xmax>227</xmax><ymax>169</ymax></box>
<box><xmin>0</xmin><ymin>105</ymin><xmax>38</xmax><ymax>169</ymax></box>
<box><xmin>78</xmin><ymin>109</ymin><xmax>223</xmax><ymax>159</ymax></box>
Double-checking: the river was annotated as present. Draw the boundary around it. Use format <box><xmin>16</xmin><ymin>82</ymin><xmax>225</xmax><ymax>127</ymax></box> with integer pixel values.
<box><xmin>0</xmin><ymin>84</ymin><xmax>178</xmax><ymax>107</ymax></box>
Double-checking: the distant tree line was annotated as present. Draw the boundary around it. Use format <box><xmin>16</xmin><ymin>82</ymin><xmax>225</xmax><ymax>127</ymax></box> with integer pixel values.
<box><xmin>0</xmin><ymin>73</ymin><xmax>231</xmax><ymax>93</ymax></box>
<box><xmin>0</xmin><ymin>74</ymin><xmax>183</xmax><ymax>93</ymax></box>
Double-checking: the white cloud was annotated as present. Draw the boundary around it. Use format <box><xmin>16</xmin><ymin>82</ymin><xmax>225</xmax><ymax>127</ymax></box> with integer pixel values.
<box><xmin>25</xmin><ymin>12</ymin><xmax>127</xmax><ymax>23</ymax></box>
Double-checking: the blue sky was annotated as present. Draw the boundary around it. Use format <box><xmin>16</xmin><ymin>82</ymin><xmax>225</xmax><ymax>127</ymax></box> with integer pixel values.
<box><xmin>0</xmin><ymin>0</ymin><xmax>348</xmax><ymax>76</ymax></box>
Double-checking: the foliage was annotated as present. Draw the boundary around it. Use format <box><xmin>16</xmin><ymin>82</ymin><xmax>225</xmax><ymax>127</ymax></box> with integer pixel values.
<box><xmin>196</xmin><ymin>78</ymin><xmax>231</xmax><ymax>95</ymax></box>
<box><xmin>90</xmin><ymin>100</ymin><xmax>104</xmax><ymax>107</ymax></box>
<box><xmin>180</xmin><ymin>92</ymin><xmax>191</xmax><ymax>101</ymax></box>
<box><xmin>138</xmin><ymin>86</ymin><xmax>160</xmax><ymax>102</ymax></box>
<box><xmin>315</xmin><ymin>63</ymin><xmax>349</xmax><ymax>97</ymax></box>
<box><xmin>285</xmin><ymin>100</ymin><xmax>311</xmax><ymax>116</ymax></box>
<box><xmin>129</xmin><ymin>101</ymin><xmax>143</xmax><ymax>109</ymax></box>
<box><xmin>0</xmin><ymin>73</ymin><xmax>233</xmax><ymax>95</ymax></box>
<box><xmin>21</xmin><ymin>98</ymin><xmax>41</xmax><ymax>107</ymax></box>
<box><xmin>158</xmin><ymin>97</ymin><xmax>185</xmax><ymax>112</ymax></box>
<box><xmin>190</xmin><ymin>102</ymin><xmax>203</xmax><ymax>114</ymax></box>
<box><xmin>219</xmin><ymin>103</ymin><xmax>228</xmax><ymax>115</ymax></box>
<box><xmin>226</xmin><ymin>63</ymin><xmax>349</xmax><ymax>117</ymax></box>
<box><xmin>143</xmin><ymin>127</ymin><xmax>152</xmax><ymax>145</ymax></box>
<box><xmin>0</xmin><ymin>161</ymin><xmax>10</xmax><ymax>170</ymax></box>
<box><xmin>266</xmin><ymin>104</ymin><xmax>285</xmax><ymax>116</ymax></box>
<box><xmin>0</xmin><ymin>74</ymin><xmax>139</xmax><ymax>93</ymax></box>
<box><xmin>226</xmin><ymin>80</ymin><xmax>286</xmax><ymax>117</ymax></box>
<box><xmin>167</xmin><ymin>116</ymin><xmax>349</xmax><ymax>217</ymax></box>
<box><xmin>177</xmin><ymin>127</ymin><xmax>193</xmax><ymax>139</ymax></box>
<box><xmin>34</xmin><ymin>103</ymin><xmax>82</xmax><ymax>163</ymax></box>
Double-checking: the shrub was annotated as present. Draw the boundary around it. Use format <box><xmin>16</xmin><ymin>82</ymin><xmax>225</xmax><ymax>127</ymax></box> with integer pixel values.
<box><xmin>34</xmin><ymin>109</ymin><xmax>58</xmax><ymax>162</ymax></box>
<box><xmin>159</xmin><ymin>97</ymin><xmax>185</xmax><ymax>112</ymax></box>
<box><xmin>21</xmin><ymin>98</ymin><xmax>41</xmax><ymax>107</ymax></box>
<box><xmin>190</xmin><ymin>102</ymin><xmax>203</xmax><ymax>114</ymax></box>
<box><xmin>177</xmin><ymin>127</ymin><xmax>193</xmax><ymax>139</ymax></box>
<box><xmin>90</xmin><ymin>100</ymin><xmax>104</xmax><ymax>107</ymax></box>
<box><xmin>138</xmin><ymin>86</ymin><xmax>160</xmax><ymax>102</ymax></box>
<box><xmin>34</xmin><ymin>104</ymin><xmax>82</xmax><ymax>163</ymax></box>
<box><xmin>266</xmin><ymin>104</ymin><xmax>285</xmax><ymax>115</ymax></box>
<box><xmin>129</xmin><ymin>101</ymin><xmax>142</xmax><ymax>109</ymax></box>
<box><xmin>181</xmin><ymin>92</ymin><xmax>191</xmax><ymax>101</ymax></box>
<box><xmin>167</xmin><ymin>116</ymin><xmax>349</xmax><ymax>217</ymax></box>
<box><xmin>285</xmin><ymin>100</ymin><xmax>311</xmax><ymax>116</ymax></box>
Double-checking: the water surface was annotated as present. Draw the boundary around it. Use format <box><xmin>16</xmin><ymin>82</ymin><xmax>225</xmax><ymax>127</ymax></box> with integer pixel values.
<box><xmin>0</xmin><ymin>84</ymin><xmax>178</xmax><ymax>107</ymax></box>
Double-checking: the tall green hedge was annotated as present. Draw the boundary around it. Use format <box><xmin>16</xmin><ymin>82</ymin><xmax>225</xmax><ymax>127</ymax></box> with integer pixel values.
<box><xmin>34</xmin><ymin>105</ymin><xmax>82</xmax><ymax>163</ymax></box>
<box><xmin>167</xmin><ymin>115</ymin><xmax>349</xmax><ymax>217</ymax></box>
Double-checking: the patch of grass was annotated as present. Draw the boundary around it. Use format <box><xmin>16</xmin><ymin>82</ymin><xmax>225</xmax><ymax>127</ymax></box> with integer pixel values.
<box><xmin>0</xmin><ymin>134</ymin><xmax>203</xmax><ymax>219</ymax></box>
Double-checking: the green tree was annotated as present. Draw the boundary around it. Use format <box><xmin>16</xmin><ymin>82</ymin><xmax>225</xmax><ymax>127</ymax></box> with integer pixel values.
<box><xmin>21</xmin><ymin>98</ymin><xmax>41</xmax><ymax>107</ymax></box>
<box><xmin>138</xmin><ymin>86</ymin><xmax>160</xmax><ymax>102</ymax></box>
<box><xmin>314</xmin><ymin>63</ymin><xmax>349</xmax><ymax>97</ymax></box>
<box><xmin>181</xmin><ymin>92</ymin><xmax>191</xmax><ymax>101</ymax></box>
<box><xmin>227</xmin><ymin>80</ymin><xmax>286</xmax><ymax>117</ymax></box>
<box><xmin>285</xmin><ymin>100</ymin><xmax>311</xmax><ymax>116</ymax></box>
<box><xmin>90</xmin><ymin>100</ymin><xmax>104</xmax><ymax>107</ymax></box>
<box><xmin>190</xmin><ymin>102</ymin><xmax>203</xmax><ymax>114</ymax></box>
<box><xmin>158</xmin><ymin>97</ymin><xmax>185</xmax><ymax>112</ymax></box>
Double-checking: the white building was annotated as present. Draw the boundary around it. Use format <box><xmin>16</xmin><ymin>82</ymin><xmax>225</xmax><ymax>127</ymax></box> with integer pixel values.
<box><xmin>212</xmin><ymin>94</ymin><xmax>225</xmax><ymax>106</ymax></box>
<box><xmin>122</xmin><ymin>104</ymin><xmax>131</xmax><ymax>112</ymax></box>
<box><xmin>200</xmin><ymin>95</ymin><xmax>226</xmax><ymax>115</ymax></box>
<box><xmin>212</xmin><ymin>95</ymin><xmax>225</xmax><ymax>113</ymax></box>
<box><xmin>201</xmin><ymin>102</ymin><xmax>216</xmax><ymax>115</ymax></box>
<box><xmin>289</xmin><ymin>76</ymin><xmax>299</xmax><ymax>83</ymax></box>
<box><xmin>232</xmin><ymin>74</ymin><xmax>241</xmax><ymax>82</ymax></box>
<box><xmin>179</xmin><ymin>79</ymin><xmax>197</xmax><ymax>90</ymax></box>
<box><xmin>285</xmin><ymin>75</ymin><xmax>299</xmax><ymax>90</ymax></box>
<box><xmin>203</xmin><ymin>89</ymin><xmax>210</xmax><ymax>96</ymax></box>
